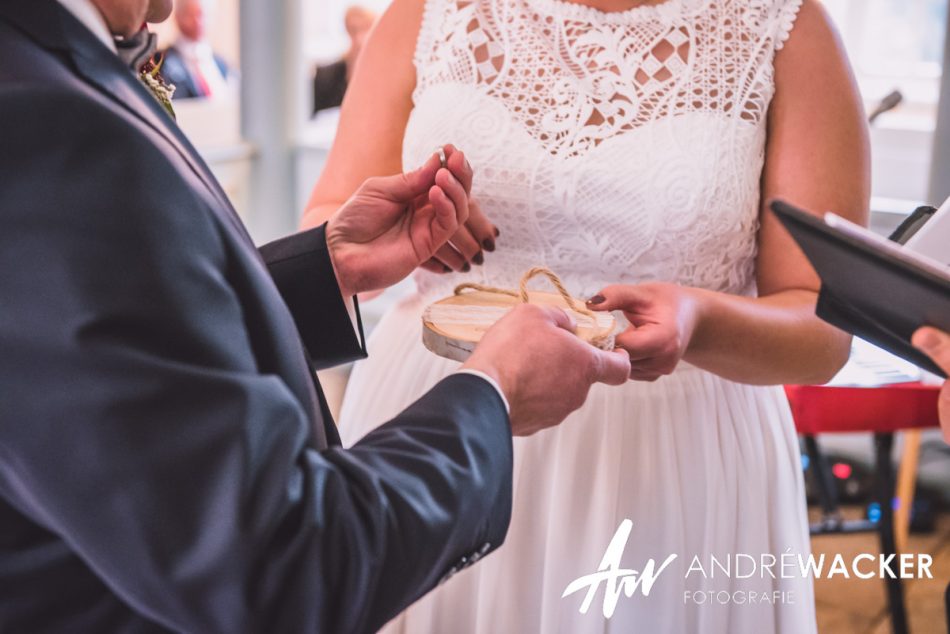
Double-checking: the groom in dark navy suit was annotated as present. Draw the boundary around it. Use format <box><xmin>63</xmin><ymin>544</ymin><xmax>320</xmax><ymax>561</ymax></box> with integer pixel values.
<box><xmin>0</xmin><ymin>0</ymin><xmax>631</xmax><ymax>632</ymax></box>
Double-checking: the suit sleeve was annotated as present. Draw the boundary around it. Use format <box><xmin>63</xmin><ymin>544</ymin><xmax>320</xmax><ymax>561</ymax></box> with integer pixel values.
<box><xmin>0</xmin><ymin>88</ymin><xmax>512</xmax><ymax>634</ymax></box>
<box><xmin>258</xmin><ymin>226</ymin><xmax>367</xmax><ymax>370</ymax></box>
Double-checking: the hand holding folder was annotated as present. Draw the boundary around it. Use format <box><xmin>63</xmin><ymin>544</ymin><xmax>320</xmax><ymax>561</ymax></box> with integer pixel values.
<box><xmin>771</xmin><ymin>199</ymin><xmax>950</xmax><ymax>378</ymax></box>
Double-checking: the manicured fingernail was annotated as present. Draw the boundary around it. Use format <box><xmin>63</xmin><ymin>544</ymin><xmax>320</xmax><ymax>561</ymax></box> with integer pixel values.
<box><xmin>587</xmin><ymin>294</ymin><xmax>606</xmax><ymax>306</ymax></box>
<box><xmin>494</xmin><ymin>227</ymin><xmax>500</xmax><ymax>237</ymax></box>
<box><xmin>482</xmin><ymin>238</ymin><xmax>495</xmax><ymax>252</ymax></box>
<box><xmin>473</xmin><ymin>252</ymin><xmax>484</xmax><ymax>265</ymax></box>
<box><xmin>462</xmin><ymin>263</ymin><xmax>471</xmax><ymax>273</ymax></box>
<box><xmin>914</xmin><ymin>329</ymin><xmax>939</xmax><ymax>352</ymax></box>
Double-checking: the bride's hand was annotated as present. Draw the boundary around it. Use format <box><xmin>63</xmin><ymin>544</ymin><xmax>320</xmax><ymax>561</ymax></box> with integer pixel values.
<box><xmin>419</xmin><ymin>197</ymin><xmax>499</xmax><ymax>274</ymax></box>
<box><xmin>587</xmin><ymin>283</ymin><xmax>701</xmax><ymax>381</ymax></box>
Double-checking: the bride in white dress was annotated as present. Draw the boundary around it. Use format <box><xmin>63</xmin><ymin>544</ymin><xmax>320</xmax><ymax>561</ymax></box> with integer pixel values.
<box><xmin>305</xmin><ymin>0</ymin><xmax>869</xmax><ymax>631</ymax></box>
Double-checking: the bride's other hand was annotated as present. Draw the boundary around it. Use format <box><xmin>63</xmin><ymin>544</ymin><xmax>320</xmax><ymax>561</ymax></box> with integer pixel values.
<box><xmin>420</xmin><ymin>198</ymin><xmax>499</xmax><ymax>274</ymax></box>
<box><xmin>412</xmin><ymin>146</ymin><xmax>499</xmax><ymax>275</ymax></box>
<box><xmin>595</xmin><ymin>1</ymin><xmax>869</xmax><ymax>387</ymax></box>
<box><xmin>587</xmin><ymin>284</ymin><xmax>701</xmax><ymax>381</ymax></box>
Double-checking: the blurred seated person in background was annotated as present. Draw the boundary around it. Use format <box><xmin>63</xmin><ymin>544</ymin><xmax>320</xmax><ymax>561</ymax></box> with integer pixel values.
<box><xmin>914</xmin><ymin>326</ymin><xmax>950</xmax><ymax>441</ymax></box>
<box><xmin>313</xmin><ymin>6</ymin><xmax>376</xmax><ymax>114</ymax></box>
<box><xmin>162</xmin><ymin>0</ymin><xmax>236</xmax><ymax>100</ymax></box>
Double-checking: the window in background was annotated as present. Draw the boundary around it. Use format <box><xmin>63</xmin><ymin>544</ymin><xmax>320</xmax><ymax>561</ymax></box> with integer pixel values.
<box><xmin>823</xmin><ymin>0</ymin><xmax>947</xmax><ymax>112</ymax></box>
<box><xmin>820</xmin><ymin>1</ymin><xmax>948</xmax><ymax>225</ymax></box>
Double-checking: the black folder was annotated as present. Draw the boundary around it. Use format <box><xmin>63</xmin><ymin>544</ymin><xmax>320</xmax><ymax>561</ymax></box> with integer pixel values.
<box><xmin>771</xmin><ymin>199</ymin><xmax>950</xmax><ymax>378</ymax></box>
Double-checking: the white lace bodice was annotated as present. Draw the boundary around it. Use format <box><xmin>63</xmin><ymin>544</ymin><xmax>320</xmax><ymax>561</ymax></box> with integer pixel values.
<box><xmin>403</xmin><ymin>0</ymin><xmax>802</xmax><ymax>300</ymax></box>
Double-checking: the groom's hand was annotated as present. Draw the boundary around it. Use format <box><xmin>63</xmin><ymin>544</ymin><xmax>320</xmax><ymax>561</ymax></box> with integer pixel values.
<box><xmin>463</xmin><ymin>304</ymin><xmax>631</xmax><ymax>436</ymax></box>
<box><xmin>326</xmin><ymin>146</ymin><xmax>474</xmax><ymax>296</ymax></box>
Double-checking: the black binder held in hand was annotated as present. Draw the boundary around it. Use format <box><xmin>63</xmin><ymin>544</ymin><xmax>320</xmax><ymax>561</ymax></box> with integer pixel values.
<box><xmin>771</xmin><ymin>199</ymin><xmax>950</xmax><ymax>378</ymax></box>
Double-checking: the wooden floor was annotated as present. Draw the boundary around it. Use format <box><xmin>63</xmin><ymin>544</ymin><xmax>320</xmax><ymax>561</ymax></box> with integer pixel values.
<box><xmin>812</xmin><ymin>508</ymin><xmax>950</xmax><ymax>634</ymax></box>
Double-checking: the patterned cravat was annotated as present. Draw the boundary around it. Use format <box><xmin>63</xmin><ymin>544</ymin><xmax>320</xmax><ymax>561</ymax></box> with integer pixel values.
<box><xmin>114</xmin><ymin>28</ymin><xmax>157</xmax><ymax>73</ymax></box>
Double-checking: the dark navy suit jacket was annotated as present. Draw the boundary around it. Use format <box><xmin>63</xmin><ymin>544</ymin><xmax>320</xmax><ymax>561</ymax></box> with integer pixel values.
<box><xmin>0</xmin><ymin>2</ymin><xmax>512</xmax><ymax>632</ymax></box>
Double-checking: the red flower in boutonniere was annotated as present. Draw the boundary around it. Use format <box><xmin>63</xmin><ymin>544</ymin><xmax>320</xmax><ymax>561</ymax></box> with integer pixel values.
<box><xmin>140</xmin><ymin>53</ymin><xmax>176</xmax><ymax>120</ymax></box>
<box><xmin>117</xmin><ymin>24</ymin><xmax>176</xmax><ymax>119</ymax></box>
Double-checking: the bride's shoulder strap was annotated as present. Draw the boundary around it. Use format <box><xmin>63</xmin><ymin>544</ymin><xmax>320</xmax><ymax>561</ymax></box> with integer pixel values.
<box><xmin>768</xmin><ymin>0</ymin><xmax>806</xmax><ymax>52</ymax></box>
<box><xmin>412</xmin><ymin>0</ymin><xmax>493</xmax><ymax>97</ymax></box>
<box><xmin>725</xmin><ymin>0</ymin><xmax>806</xmax><ymax>52</ymax></box>
<box><xmin>691</xmin><ymin>0</ymin><xmax>805</xmax><ymax>125</ymax></box>
<box><xmin>413</xmin><ymin>0</ymin><xmax>448</xmax><ymax>64</ymax></box>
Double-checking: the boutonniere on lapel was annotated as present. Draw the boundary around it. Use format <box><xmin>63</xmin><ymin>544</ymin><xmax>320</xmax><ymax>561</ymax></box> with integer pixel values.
<box><xmin>116</xmin><ymin>25</ymin><xmax>176</xmax><ymax>120</ymax></box>
<box><xmin>139</xmin><ymin>54</ymin><xmax>176</xmax><ymax>120</ymax></box>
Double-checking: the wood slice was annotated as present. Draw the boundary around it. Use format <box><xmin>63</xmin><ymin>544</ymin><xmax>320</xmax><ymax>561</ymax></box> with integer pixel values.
<box><xmin>422</xmin><ymin>289</ymin><xmax>616</xmax><ymax>362</ymax></box>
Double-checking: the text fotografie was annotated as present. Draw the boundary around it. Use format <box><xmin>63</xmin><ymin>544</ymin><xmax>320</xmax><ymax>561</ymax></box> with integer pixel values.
<box><xmin>562</xmin><ymin>519</ymin><xmax>934</xmax><ymax>618</ymax></box>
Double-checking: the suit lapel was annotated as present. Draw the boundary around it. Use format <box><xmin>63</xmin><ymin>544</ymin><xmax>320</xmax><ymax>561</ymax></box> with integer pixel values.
<box><xmin>0</xmin><ymin>0</ymin><xmax>250</xmax><ymax>242</ymax></box>
<box><xmin>61</xmin><ymin>23</ymin><xmax>339</xmax><ymax>446</ymax></box>
<box><xmin>1</xmin><ymin>0</ymin><xmax>337</xmax><ymax>444</ymax></box>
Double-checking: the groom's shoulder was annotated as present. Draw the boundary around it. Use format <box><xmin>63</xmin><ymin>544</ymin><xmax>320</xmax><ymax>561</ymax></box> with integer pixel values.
<box><xmin>0</xmin><ymin>16</ymin><xmax>69</xmax><ymax>84</ymax></box>
<box><xmin>0</xmin><ymin>25</ymin><xmax>121</xmax><ymax>142</ymax></box>
<box><xmin>0</xmin><ymin>16</ymin><xmax>118</xmax><ymax>126</ymax></box>
<box><xmin>0</xmin><ymin>82</ymin><xmax>152</xmax><ymax>167</ymax></box>
<box><xmin>0</xmin><ymin>81</ymin><xmax>226</xmax><ymax>280</ymax></box>
<box><xmin>0</xmin><ymin>85</ymin><xmax>211</xmax><ymax>247</ymax></box>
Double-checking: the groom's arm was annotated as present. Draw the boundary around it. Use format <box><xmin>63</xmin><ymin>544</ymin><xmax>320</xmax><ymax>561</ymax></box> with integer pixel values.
<box><xmin>259</xmin><ymin>226</ymin><xmax>367</xmax><ymax>370</ymax></box>
<box><xmin>0</xmin><ymin>89</ymin><xmax>511</xmax><ymax>634</ymax></box>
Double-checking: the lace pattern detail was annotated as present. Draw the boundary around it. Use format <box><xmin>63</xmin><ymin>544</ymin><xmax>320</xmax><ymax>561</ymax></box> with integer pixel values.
<box><xmin>405</xmin><ymin>0</ymin><xmax>803</xmax><ymax>300</ymax></box>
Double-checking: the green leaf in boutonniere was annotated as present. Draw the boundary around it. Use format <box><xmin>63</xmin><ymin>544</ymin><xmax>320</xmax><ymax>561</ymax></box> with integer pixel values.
<box><xmin>139</xmin><ymin>54</ymin><xmax>176</xmax><ymax>120</ymax></box>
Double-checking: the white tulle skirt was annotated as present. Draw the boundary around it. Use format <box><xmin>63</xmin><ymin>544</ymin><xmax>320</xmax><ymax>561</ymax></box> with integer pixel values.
<box><xmin>338</xmin><ymin>293</ymin><xmax>817</xmax><ymax>634</ymax></box>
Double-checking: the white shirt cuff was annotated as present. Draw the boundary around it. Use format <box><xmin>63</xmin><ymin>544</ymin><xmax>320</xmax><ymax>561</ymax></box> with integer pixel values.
<box><xmin>454</xmin><ymin>369</ymin><xmax>511</xmax><ymax>415</ymax></box>
<box><xmin>342</xmin><ymin>295</ymin><xmax>359</xmax><ymax>338</ymax></box>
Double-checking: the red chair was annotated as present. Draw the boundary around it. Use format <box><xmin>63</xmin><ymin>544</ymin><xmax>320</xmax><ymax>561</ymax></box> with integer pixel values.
<box><xmin>785</xmin><ymin>382</ymin><xmax>941</xmax><ymax>634</ymax></box>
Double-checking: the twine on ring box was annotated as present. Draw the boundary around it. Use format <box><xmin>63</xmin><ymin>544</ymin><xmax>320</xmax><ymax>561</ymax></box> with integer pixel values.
<box><xmin>452</xmin><ymin>267</ymin><xmax>614</xmax><ymax>347</ymax></box>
